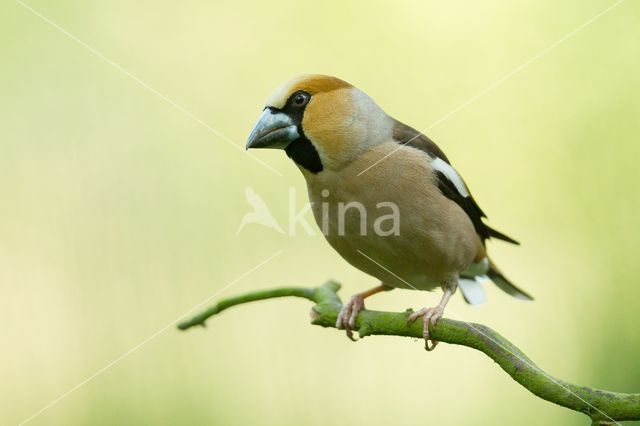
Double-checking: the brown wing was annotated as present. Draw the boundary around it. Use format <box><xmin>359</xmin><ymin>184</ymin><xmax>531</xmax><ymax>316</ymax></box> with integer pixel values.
<box><xmin>392</xmin><ymin>120</ymin><xmax>518</xmax><ymax>245</ymax></box>
<box><xmin>392</xmin><ymin>119</ymin><xmax>450</xmax><ymax>163</ymax></box>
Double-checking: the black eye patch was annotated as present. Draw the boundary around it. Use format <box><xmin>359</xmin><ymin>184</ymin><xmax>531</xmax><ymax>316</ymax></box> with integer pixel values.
<box><xmin>276</xmin><ymin>90</ymin><xmax>311</xmax><ymax>125</ymax></box>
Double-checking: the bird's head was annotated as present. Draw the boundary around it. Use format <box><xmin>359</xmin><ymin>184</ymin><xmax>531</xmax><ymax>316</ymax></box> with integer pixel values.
<box><xmin>246</xmin><ymin>75</ymin><xmax>391</xmax><ymax>174</ymax></box>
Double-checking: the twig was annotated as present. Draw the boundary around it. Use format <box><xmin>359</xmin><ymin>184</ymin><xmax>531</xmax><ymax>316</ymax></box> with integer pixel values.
<box><xmin>177</xmin><ymin>281</ymin><xmax>640</xmax><ymax>424</ymax></box>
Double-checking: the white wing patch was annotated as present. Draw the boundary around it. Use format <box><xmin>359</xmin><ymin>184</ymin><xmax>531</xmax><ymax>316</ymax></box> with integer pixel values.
<box><xmin>431</xmin><ymin>157</ymin><xmax>470</xmax><ymax>197</ymax></box>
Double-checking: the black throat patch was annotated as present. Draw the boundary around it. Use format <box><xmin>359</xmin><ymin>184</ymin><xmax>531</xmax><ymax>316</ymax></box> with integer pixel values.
<box><xmin>284</xmin><ymin>137</ymin><xmax>323</xmax><ymax>173</ymax></box>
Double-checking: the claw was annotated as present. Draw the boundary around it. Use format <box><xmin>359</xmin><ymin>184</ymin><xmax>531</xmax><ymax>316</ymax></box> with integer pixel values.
<box><xmin>336</xmin><ymin>294</ymin><xmax>365</xmax><ymax>341</ymax></box>
<box><xmin>407</xmin><ymin>305</ymin><xmax>445</xmax><ymax>351</ymax></box>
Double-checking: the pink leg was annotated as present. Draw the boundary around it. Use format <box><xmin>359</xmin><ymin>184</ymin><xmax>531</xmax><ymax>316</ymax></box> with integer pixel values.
<box><xmin>336</xmin><ymin>284</ymin><xmax>391</xmax><ymax>341</ymax></box>
<box><xmin>407</xmin><ymin>285</ymin><xmax>456</xmax><ymax>351</ymax></box>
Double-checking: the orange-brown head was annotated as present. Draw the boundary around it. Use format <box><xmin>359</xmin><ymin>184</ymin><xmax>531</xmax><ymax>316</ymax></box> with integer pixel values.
<box><xmin>246</xmin><ymin>75</ymin><xmax>393</xmax><ymax>173</ymax></box>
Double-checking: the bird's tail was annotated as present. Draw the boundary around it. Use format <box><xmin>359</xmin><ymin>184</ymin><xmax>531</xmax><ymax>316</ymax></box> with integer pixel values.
<box><xmin>485</xmin><ymin>224</ymin><xmax>520</xmax><ymax>245</ymax></box>
<box><xmin>487</xmin><ymin>260</ymin><xmax>533</xmax><ymax>301</ymax></box>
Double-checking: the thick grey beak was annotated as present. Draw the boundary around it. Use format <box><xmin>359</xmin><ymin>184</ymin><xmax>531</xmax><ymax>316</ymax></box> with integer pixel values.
<box><xmin>246</xmin><ymin>109</ymin><xmax>300</xmax><ymax>149</ymax></box>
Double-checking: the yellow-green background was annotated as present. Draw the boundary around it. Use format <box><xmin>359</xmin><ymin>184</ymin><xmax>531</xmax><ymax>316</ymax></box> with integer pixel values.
<box><xmin>2</xmin><ymin>0</ymin><xmax>639</xmax><ymax>424</ymax></box>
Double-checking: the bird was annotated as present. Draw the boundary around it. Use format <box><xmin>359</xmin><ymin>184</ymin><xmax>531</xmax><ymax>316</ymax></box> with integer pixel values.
<box><xmin>236</xmin><ymin>186</ymin><xmax>284</xmax><ymax>235</ymax></box>
<box><xmin>245</xmin><ymin>74</ymin><xmax>532</xmax><ymax>350</ymax></box>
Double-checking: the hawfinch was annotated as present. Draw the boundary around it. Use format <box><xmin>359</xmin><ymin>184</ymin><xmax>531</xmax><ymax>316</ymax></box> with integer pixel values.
<box><xmin>246</xmin><ymin>75</ymin><xmax>532</xmax><ymax>349</ymax></box>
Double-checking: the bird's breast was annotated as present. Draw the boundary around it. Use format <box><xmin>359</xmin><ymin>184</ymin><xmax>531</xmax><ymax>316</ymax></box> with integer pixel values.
<box><xmin>303</xmin><ymin>143</ymin><xmax>478</xmax><ymax>290</ymax></box>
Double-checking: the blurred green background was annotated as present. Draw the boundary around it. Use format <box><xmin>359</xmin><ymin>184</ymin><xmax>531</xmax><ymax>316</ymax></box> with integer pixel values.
<box><xmin>1</xmin><ymin>0</ymin><xmax>639</xmax><ymax>424</ymax></box>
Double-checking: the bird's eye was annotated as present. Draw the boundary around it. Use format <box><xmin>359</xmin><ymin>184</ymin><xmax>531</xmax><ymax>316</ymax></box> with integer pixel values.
<box><xmin>292</xmin><ymin>92</ymin><xmax>310</xmax><ymax>107</ymax></box>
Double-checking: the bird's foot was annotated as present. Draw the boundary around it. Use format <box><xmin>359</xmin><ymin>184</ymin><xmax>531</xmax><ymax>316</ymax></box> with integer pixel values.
<box><xmin>336</xmin><ymin>294</ymin><xmax>365</xmax><ymax>341</ymax></box>
<box><xmin>407</xmin><ymin>305</ymin><xmax>445</xmax><ymax>351</ymax></box>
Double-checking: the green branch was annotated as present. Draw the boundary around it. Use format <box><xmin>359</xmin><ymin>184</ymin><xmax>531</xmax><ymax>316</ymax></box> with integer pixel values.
<box><xmin>178</xmin><ymin>281</ymin><xmax>640</xmax><ymax>425</ymax></box>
